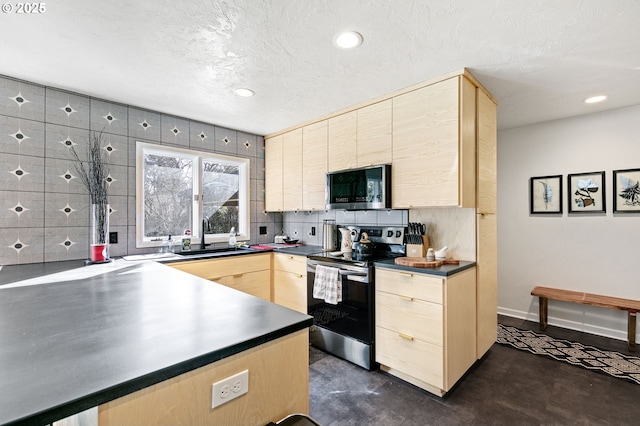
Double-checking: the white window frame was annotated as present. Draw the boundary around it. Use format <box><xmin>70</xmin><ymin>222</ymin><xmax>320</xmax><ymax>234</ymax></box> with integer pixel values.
<box><xmin>136</xmin><ymin>142</ymin><xmax>250</xmax><ymax>248</ymax></box>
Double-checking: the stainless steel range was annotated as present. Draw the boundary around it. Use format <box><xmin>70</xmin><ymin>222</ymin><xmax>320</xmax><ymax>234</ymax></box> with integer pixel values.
<box><xmin>306</xmin><ymin>226</ymin><xmax>405</xmax><ymax>370</ymax></box>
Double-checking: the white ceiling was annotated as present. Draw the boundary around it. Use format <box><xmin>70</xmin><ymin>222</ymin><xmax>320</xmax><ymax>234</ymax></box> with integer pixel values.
<box><xmin>2</xmin><ymin>0</ymin><xmax>639</xmax><ymax>135</ymax></box>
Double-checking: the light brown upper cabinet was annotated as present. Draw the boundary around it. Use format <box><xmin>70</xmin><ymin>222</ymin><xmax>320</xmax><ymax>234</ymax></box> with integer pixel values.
<box><xmin>477</xmin><ymin>90</ymin><xmax>497</xmax><ymax>215</ymax></box>
<box><xmin>356</xmin><ymin>99</ymin><xmax>392</xmax><ymax>168</ymax></box>
<box><xmin>283</xmin><ymin>128</ymin><xmax>303</xmax><ymax>211</ymax></box>
<box><xmin>392</xmin><ymin>76</ymin><xmax>476</xmax><ymax>208</ymax></box>
<box><xmin>475</xmin><ymin>89</ymin><xmax>498</xmax><ymax>359</ymax></box>
<box><xmin>264</xmin><ymin>134</ymin><xmax>283</xmax><ymax>211</ymax></box>
<box><xmin>328</xmin><ymin>111</ymin><xmax>357</xmax><ymax>172</ymax></box>
<box><xmin>302</xmin><ymin>120</ymin><xmax>328</xmax><ymax>210</ymax></box>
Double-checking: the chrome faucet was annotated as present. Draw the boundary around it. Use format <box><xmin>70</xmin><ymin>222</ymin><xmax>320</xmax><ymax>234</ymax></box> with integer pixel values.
<box><xmin>201</xmin><ymin>216</ymin><xmax>211</xmax><ymax>249</ymax></box>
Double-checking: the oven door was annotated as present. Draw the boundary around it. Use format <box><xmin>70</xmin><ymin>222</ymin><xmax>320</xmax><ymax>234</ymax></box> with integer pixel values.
<box><xmin>306</xmin><ymin>259</ymin><xmax>373</xmax><ymax>344</ymax></box>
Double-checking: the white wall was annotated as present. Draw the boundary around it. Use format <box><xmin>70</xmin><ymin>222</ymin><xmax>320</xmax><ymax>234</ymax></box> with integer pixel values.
<box><xmin>498</xmin><ymin>104</ymin><xmax>640</xmax><ymax>340</ymax></box>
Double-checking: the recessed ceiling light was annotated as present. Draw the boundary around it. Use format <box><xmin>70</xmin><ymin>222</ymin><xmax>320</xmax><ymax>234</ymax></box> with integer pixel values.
<box><xmin>234</xmin><ymin>88</ymin><xmax>255</xmax><ymax>97</ymax></box>
<box><xmin>333</xmin><ymin>31</ymin><xmax>363</xmax><ymax>49</ymax></box>
<box><xmin>584</xmin><ymin>95</ymin><xmax>607</xmax><ymax>104</ymax></box>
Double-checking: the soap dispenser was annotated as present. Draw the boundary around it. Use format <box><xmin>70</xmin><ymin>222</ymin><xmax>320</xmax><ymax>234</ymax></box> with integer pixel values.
<box><xmin>228</xmin><ymin>227</ymin><xmax>237</xmax><ymax>247</ymax></box>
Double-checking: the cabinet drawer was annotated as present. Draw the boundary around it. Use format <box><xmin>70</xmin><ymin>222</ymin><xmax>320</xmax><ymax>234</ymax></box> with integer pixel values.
<box><xmin>220</xmin><ymin>270</ymin><xmax>271</xmax><ymax>301</ymax></box>
<box><xmin>376</xmin><ymin>291</ymin><xmax>443</xmax><ymax>346</ymax></box>
<box><xmin>273</xmin><ymin>269</ymin><xmax>307</xmax><ymax>314</ymax></box>
<box><xmin>376</xmin><ymin>268</ymin><xmax>444</xmax><ymax>303</ymax></box>
<box><xmin>273</xmin><ymin>253</ymin><xmax>307</xmax><ymax>275</ymax></box>
<box><xmin>170</xmin><ymin>253</ymin><xmax>271</xmax><ymax>279</ymax></box>
<box><xmin>376</xmin><ymin>326</ymin><xmax>443</xmax><ymax>389</ymax></box>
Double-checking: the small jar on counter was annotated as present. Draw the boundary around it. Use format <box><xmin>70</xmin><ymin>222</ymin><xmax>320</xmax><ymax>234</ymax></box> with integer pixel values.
<box><xmin>426</xmin><ymin>247</ymin><xmax>435</xmax><ymax>261</ymax></box>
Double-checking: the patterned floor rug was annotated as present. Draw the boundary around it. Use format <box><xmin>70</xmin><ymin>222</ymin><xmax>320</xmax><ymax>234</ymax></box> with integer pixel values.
<box><xmin>497</xmin><ymin>324</ymin><xmax>640</xmax><ymax>385</ymax></box>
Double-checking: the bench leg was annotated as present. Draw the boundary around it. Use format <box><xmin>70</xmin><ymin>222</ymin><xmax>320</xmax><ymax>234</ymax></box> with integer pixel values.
<box><xmin>628</xmin><ymin>312</ymin><xmax>636</xmax><ymax>352</ymax></box>
<box><xmin>539</xmin><ymin>297</ymin><xmax>548</xmax><ymax>331</ymax></box>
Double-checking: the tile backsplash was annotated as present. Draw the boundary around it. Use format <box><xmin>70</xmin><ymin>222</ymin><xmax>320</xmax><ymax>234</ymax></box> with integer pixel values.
<box><xmin>283</xmin><ymin>209</ymin><xmax>408</xmax><ymax>246</ymax></box>
<box><xmin>0</xmin><ymin>75</ymin><xmax>281</xmax><ymax>265</ymax></box>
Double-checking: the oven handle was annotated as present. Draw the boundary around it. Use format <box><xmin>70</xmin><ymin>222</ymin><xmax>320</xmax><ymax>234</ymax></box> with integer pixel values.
<box><xmin>307</xmin><ymin>260</ymin><xmax>370</xmax><ymax>283</ymax></box>
<box><xmin>339</xmin><ymin>270</ymin><xmax>367</xmax><ymax>277</ymax></box>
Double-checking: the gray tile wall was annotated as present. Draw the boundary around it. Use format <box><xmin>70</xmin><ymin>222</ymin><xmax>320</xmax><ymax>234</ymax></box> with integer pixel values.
<box><xmin>0</xmin><ymin>75</ymin><xmax>281</xmax><ymax>265</ymax></box>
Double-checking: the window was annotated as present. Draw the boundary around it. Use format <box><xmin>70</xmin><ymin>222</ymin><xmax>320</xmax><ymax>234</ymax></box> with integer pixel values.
<box><xmin>136</xmin><ymin>142</ymin><xmax>249</xmax><ymax>248</ymax></box>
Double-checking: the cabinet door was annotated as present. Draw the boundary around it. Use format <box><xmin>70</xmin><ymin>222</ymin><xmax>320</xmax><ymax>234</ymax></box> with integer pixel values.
<box><xmin>222</xmin><ymin>270</ymin><xmax>271</xmax><ymax>301</ymax></box>
<box><xmin>283</xmin><ymin>128</ymin><xmax>303</xmax><ymax>211</ymax></box>
<box><xmin>302</xmin><ymin>120</ymin><xmax>328</xmax><ymax>210</ymax></box>
<box><xmin>168</xmin><ymin>254</ymin><xmax>271</xmax><ymax>280</ymax></box>
<box><xmin>273</xmin><ymin>253</ymin><xmax>307</xmax><ymax>275</ymax></box>
<box><xmin>477</xmin><ymin>89</ymin><xmax>497</xmax><ymax>215</ymax></box>
<box><xmin>392</xmin><ymin>77</ymin><xmax>460</xmax><ymax>208</ymax></box>
<box><xmin>376</xmin><ymin>290</ymin><xmax>443</xmax><ymax>345</ymax></box>
<box><xmin>273</xmin><ymin>270</ymin><xmax>307</xmax><ymax>313</ymax></box>
<box><xmin>376</xmin><ymin>268</ymin><xmax>444</xmax><ymax>304</ymax></box>
<box><xmin>356</xmin><ymin>99</ymin><xmax>392</xmax><ymax>167</ymax></box>
<box><xmin>376</xmin><ymin>326</ymin><xmax>444</xmax><ymax>389</ymax></box>
<box><xmin>265</xmin><ymin>134</ymin><xmax>283</xmax><ymax>211</ymax></box>
<box><xmin>475</xmin><ymin>89</ymin><xmax>497</xmax><ymax>359</ymax></box>
<box><xmin>328</xmin><ymin>111</ymin><xmax>357</xmax><ymax>172</ymax></box>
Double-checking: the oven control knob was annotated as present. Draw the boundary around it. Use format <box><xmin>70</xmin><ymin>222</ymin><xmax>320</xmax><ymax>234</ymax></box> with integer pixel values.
<box><xmin>396</xmin><ymin>231</ymin><xmax>402</xmax><ymax>238</ymax></box>
<box><xmin>387</xmin><ymin>230</ymin><xmax>394</xmax><ymax>237</ymax></box>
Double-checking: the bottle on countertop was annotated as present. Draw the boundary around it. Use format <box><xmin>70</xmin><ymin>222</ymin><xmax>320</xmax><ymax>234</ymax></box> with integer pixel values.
<box><xmin>228</xmin><ymin>227</ymin><xmax>237</xmax><ymax>247</ymax></box>
<box><xmin>162</xmin><ymin>235</ymin><xmax>174</xmax><ymax>253</ymax></box>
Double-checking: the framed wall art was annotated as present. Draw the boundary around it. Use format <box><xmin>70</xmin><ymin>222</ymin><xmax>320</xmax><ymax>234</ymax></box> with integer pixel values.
<box><xmin>567</xmin><ymin>171</ymin><xmax>606</xmax><ymax>213</ymax></box>
<box><xmin>530</xmin><ymin>175</ymin><xmax>562</xmax><ymax>214</ymax></box>
<box><xmin>613</xmin><ymin>168</ymin><xmax>640</xmax><ymax>213</ymax></box>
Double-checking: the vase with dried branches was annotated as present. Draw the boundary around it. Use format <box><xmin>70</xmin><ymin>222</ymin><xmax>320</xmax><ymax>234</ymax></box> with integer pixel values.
<box><xmin>69</xmin><ymin>131</ymin><xmax>111</xmax><ymax>263</ymax></box>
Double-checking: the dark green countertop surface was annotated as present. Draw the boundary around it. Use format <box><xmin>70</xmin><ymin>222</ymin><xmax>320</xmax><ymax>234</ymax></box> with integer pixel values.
<box><xmin>374</xmin><ymin>258</ymin><xmax>477</xmax><ymax>276</ymax></box>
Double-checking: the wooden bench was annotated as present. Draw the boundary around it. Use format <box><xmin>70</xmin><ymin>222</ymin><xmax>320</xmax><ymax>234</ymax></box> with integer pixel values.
<box><xmin>531</xmin><ymin>286</ymin><xmax>640</xmax><ymax>351</ymax></box>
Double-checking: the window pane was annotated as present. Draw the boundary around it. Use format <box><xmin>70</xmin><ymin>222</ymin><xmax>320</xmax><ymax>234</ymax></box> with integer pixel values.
<box><xmin>143</xmin><ymin>154</ymin><xmax>193</xmax><ymax>238</ymax></box>
<box><xmin>202</xmin><ymin>161</ymin><xmax>239</xmax><ymax>235</ymax></box>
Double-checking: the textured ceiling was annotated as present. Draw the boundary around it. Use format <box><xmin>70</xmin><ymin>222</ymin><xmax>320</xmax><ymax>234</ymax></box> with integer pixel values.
<box><xmin>1</xmin><ymin>0</ymin><xmax>639</xmax><ymax>135</ymax></box>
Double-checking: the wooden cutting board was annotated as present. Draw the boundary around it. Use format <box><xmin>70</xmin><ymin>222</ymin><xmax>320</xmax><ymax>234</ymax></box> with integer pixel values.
<box><xmin>394</xmin><ymin>257</ymin><xmax>460</xmax><ymax>268</ymax></box>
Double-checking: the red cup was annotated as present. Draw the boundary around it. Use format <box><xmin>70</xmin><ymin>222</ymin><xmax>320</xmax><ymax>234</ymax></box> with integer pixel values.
<box><xmin>91</xmin><ymin>244</ymin><xmax>108</xmax><ymax>262</ymax></box>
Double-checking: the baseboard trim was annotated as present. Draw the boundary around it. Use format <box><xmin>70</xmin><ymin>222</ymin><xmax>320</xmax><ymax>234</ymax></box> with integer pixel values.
<box><xmin>497</xmin><ymin>306</ymin><xmax>630</xmax><ymax>342</ymax></box>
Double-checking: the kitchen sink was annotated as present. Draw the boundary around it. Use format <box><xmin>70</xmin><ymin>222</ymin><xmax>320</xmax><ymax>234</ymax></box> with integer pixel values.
<box><xmin>175</xmin><ymin>246</ymin><xmax>256</xmax><ymax>258</ymax></box>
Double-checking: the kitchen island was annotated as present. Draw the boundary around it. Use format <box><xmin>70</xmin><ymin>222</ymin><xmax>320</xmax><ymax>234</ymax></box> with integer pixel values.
<box><xmin>0</xmin><ymin>260</ymin><xmax>313</xmax><ymax>426</ymax></box>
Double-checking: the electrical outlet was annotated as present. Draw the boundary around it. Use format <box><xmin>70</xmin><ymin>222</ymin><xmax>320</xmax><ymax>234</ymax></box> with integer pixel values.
<box><xmin>259</xmin><ymin>226</ymin><xmax>267</xmax><ymax>235</ymax></box>
<box><xmin>211</xmin><ymin>370</ymin><xmax>248</xmax><ymax>409</ymax></box>
<box><xmin>311</xmin><ymin>226</ymin><xmax>316</xmax><ymax>236</ymax></box>
<box><xmin>109</xmin><ymin>232</ymin><xmax>118</xmax><ymax>244</ymax></box>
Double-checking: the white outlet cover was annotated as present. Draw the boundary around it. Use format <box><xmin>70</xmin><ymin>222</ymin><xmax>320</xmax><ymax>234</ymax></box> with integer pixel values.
<box><xmin>212</xmin><ymin>370</ymin><xmax>249</xmax><ymax>409</ymax></box>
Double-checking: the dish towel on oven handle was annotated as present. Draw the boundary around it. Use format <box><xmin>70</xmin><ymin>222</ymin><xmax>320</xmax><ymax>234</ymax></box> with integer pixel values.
<box><xmin>313</xmin><ymin>265</ymin><xmax>342</xmax><ymax>304</ymax></box>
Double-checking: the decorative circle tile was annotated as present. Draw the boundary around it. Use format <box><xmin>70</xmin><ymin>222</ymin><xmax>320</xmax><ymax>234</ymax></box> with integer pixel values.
<box><xmin>10</xmin><ymin>92</ymin><xmax>30</xmax><ymax>106</ymax></box>
<box><xmin>60</xmin><ymin>170</ymin><xmax>76</xmax><ymax>182</ymax></box>
<box><xmin>60</xmin><ymin>103</ymin><xmax>77</xmax><ymax>116</ymax></box>
<box><xmin>10</xmin><ymin>166</ymin><xmax>29</xmax><ymax>180</ymax></box>
<box><xmin>10</xmin><ymin>129</ymin><xmax>29</xmax><ymax>143</ymax></box>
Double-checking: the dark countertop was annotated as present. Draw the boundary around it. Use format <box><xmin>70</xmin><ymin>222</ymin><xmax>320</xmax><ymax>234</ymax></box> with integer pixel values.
<box><xmin>0</xmin><ymin>246</ymin><xmax>322</xmax><ymax>286</ymax></box>
<box><xmin>273</xmin><ymin>245</ymin><xmax>323</xmax><ymax>256</ymax></box>
<box><xmin>0</xmin><ymin>261</ymin><xmax>312</xmax><ymax>426</ymax></box>
<box><xmin>374</xmin><ymin>258</ymin><xmax>476</xmax><ymax>276</ymax></box>
<box><xmin>0</xmin><ymin>259</ymin><xmax>87</xmax><ymax>286</ymax></box>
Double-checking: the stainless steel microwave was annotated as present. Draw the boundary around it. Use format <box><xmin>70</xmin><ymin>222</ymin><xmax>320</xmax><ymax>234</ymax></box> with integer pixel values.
<box><xmin>325</xmin><ymin>164</ymin><xmax>391</xmax><ymax>210</ymax></box>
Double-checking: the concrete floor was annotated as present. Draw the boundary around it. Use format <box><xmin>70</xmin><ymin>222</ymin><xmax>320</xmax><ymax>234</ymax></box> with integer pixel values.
<box><xmin>308</xmin><ymin>316</ymin><xmax>640</xmax><ymax>425</ymax></box>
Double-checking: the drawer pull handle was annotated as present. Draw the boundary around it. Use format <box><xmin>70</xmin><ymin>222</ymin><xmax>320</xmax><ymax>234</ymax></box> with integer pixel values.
<box><xmin>399</xmin><ymin>272</ymin><xmax>414</xmax><ymax>278</ymax></box>
<box><xmin>233</xmin><ymin>273</ymin><xmax>244</xmax><ymax>278</ymax></box>
<box><xmin>295</xmin><ymin>274</ymin><xmax>303</xmax><ymax>278</ymax></box>
<box><xmin>399</xmin><ymin>295</ymin><xmax>414</xmax><ymax>301</ymax></box>
<box><xmin>288</xmin><ymin>256</ymin><xmax>294</xmax><ymax>260</ymax></box>
<box><xmin>399</xmin><ymin>333</ymin><xmax>414</xmax><ymax>341</ymax></box>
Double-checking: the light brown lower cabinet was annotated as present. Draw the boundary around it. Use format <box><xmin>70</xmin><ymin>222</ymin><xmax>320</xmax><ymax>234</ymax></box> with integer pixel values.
<box><xmin>272</xmin><ymin>253</ymin><xmax>307</xmax><ymax>314</ymax></box>
<box><xmin>375</xmin><ymin>266</ymin><xmax>477</xmax><ymax>396</ymax></box>
<box><xmin>98</xmin><ymin>330</ymin><xmax>309</xmax><ymax>426</ymax></box>
<box><xmin>168</xmin><ymin>253</ymin><xmax>271</xmax><ymax>301</ymax></box>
